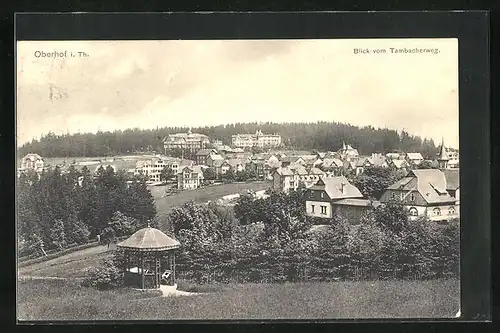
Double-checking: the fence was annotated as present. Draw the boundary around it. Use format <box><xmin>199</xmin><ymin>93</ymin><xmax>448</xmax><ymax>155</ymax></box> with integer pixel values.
<box><xmin>18</xmin><ymin>235</ymin><xmax>129</xmax><ymax>268</ymax></box>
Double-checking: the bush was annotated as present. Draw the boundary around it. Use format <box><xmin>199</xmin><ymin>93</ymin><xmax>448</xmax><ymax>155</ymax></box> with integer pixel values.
<box><xmin>83</xmin><ymin>257</ymin><xmax>124</xmax><ymax>290</ymax></box>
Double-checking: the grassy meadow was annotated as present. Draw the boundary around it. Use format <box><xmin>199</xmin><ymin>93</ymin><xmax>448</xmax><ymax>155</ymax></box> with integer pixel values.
<box><xmin>150</xmin><ymin>181</ymin><xmax>271</xmax><ymax>223</ymax></box>
<box><xmin>17</xmin><ymin>278</ymin><xmax>459</xmax><ymax>321</ymax></box>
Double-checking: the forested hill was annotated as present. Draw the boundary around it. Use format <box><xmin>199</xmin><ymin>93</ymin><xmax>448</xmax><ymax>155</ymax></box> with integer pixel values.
<box><xmin>18</xmin><ymin>121</ymin><xmax>440</xmax><ymax>159</ymax></box>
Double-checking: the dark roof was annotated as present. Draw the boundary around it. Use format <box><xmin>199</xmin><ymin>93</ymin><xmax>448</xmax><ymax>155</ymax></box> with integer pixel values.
<box><xmin>443</xmin><ymin>169</ymin><xmax>459</xmax><ymax>190</ymax></box>
<box><xmin>117</xmin><ymin>227</ymin><xmax>181</xmax><ymax>251</ymax></box>
<box><xmin>386</xmin><ymin>169</ymin><xmax>455</xmax><ymax>204</ymax></box>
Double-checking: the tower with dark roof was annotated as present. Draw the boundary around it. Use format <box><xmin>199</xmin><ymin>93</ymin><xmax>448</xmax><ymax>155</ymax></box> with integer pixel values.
<box><xmin>437</xmin><ymin>137</ymin><xmax>450</xmax><ymax>169</ymax></box>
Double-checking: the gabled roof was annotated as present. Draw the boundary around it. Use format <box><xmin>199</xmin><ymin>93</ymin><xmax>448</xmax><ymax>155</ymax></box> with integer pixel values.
<box><xmin>23</xmin><ymin>153</ymin><xmax>43</xmax><ymax>161</ymax></box>
<box><xmin>117</xmin><ymin>227</ymin><xmax>180</xmax><ymax>252</ymax></box>
<box><xmin>308</xmin><ymin>167</ymin><xmax>326</xmax><ymax>176</ymax></box>
<box><xmin>310</xmin><ymin>176</ymin><xmax>363</xmax><ymax>200</ymax></box>
<box><xmin>208</xmin><ymin>154</ymin><xmax>224</xmax><ymax>161</ymax></box>
<box><xmin>406</xmin><ymin>152</ymin><xmax>424</xmax><ymax>160</ymax></box>
<box><xmin>322</xmin><ymin>158</ymin><xmax>343</xmax><ymax>168</ymax></box>
<box><xmin>196</xmin><ymin>149</ymin><xmax>217</xmax><ymax>156</ymax></box>
<box><xmin>355</xmin><ymin>157</ymin><xmax>372</xmax><ymax>167</ymax></box>
<box><xmin>387</xmin><ymin>169</ymin><xmax>455</xmax><ymax>204</ymax></box>
<box><xmin>274</xmin><ymin>167</ymin><xmax>294</xmax><ymax>176</ymax></box>
<box><xmin>391</xmin><ymin>159</ymin><xmax>409</xmax><ymax>168</ymax></box>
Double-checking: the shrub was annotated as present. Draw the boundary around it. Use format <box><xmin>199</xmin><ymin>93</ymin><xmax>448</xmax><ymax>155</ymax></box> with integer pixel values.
<box><xmin>83</xmin><ymin>257</ymin><xmax>124</xmax><ymax>290</ymax></box>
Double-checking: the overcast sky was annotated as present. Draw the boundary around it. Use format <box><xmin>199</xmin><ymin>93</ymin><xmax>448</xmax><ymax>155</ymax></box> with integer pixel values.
<box><xmin>16</xmin><ymin>39</ymin><xmax>459</xmax><ymax>148</ymax></box>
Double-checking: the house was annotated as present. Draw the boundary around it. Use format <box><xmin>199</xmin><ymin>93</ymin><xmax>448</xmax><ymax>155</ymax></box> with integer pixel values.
<box><xmin>386</xmin><ymin>152</ymin><xmax>405</xmax><ymax>160</ymax></box>
<box><xmin>389</xmin><ymin>159</ymin><xmax>410</xmax><ymax>171</ymax></box>
<box><xmin>195</xmin><ymin>149</ymin><xmax>218</xmax><ymax>166</ymax></box>
<box><xmin>321</xmin><ymin>158</ymin><xmax>344</xmax><ymax>173</ymax></box>
<box><xmin>220</xmin><ymin>161</ymin><xmax>232</xmax><ymax>175</ymax></box>
<box><xmin>20</xmin><ymin>153</ymin><xmax>45</xmax><ymax>172</ymax></box>
<box><xmin>177</xmin><ymin>165</ymin><xmax>204</xmax><ymax>190</ymax></box>
<box><xmin>337</xmin><ymin>142</ymin><xmax>360</xmax><ymax>161</ymax></box>
<box><xmin>163</xmin><ymin>128</ymin><xmax>211</xmax><ymax>152</ymax></box>
<box><xmin>206</xmin><ymin>154</ymin><xmax>224</xmax><ymax>167</ymax></box>
<box><xmin>272</xmin><ymin>165</ymin><xmax>326</xmax><ymax>192</ymax></box>
<box><xmin>134</xmin><ymin>157</ymin><xmax>193</xmax><ymax>182</ymax></box>
<box><xmin>379</xmin><ymin>169</ymin><xmax>459</xmax><ymax>221</ymax></box>
<box><xmin>305</xmin><ymin>176</ymin><xmax>371</xmax><ymax>221</ymax></box>
<box><xmin>246</xmin><ymin>160</ymin><xmax>266</xmax><ymax>179</ymax></box>
<box><xmin>300</xmin><ymin>155</ymin><xmax>322</xmax><ymax>168</ymax></box>
<box><xmin>279</xmin><ymin>156</ymin><xmax>306</xmax><ymax>167</ymax></box>
<box><xmin>226</xmin><ymin>159</ymin><xmax>246</xmax><ymax>173</ymax></box>
<box><xmin>405</xmin><ymin>152</ymin><xmax>424</xmax><ymax>166</ymax></box>
<box><xmin>352</xmin><ymin>154</ymin><xmax>389</xmax><ymax>175</ymax></box>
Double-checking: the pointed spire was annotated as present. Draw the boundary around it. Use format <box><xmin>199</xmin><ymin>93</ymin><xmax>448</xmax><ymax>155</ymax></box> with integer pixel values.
<box><xmin>342</xmin><ymin>141</ymin><xmax>346</xmax><ymax>150</ymax></box>
<box><xmin>438</xmin><ymin>137</ymin><xmax>449</xmax><ymax>161</ymax></box>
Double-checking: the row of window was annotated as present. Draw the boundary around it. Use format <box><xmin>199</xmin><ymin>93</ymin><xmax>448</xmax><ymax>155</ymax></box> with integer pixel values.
<box><xmin>310</xmin><ymin>204</ymin><xmax>327</xmax><ymax>215</ymax></box>
<box><xmin>392</xmin><ymin>192</ymin><xmax>416</xmax><ymax>201</ymax></box>
<box><xmin>408</xmin><ymin>206</ymin><xmax>456</xmax><ymax>216</ymax></box>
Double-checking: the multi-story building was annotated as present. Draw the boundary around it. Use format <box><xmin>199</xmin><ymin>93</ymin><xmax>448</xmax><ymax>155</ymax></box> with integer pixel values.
<box><xmin>195</xmin><ymin>149</ymin><xmax>218</xmax><ymax>166</ymax></box>
<box><xmin>231</xmin><ymin>130</ymin><xmax>282</xmax><ymax>148</ymax></box>
<box><xmin>163</xmin><ymin>129</ymin><xmax>211</xmax><ymax>152</ymax></box>
<box><xmin>135</xmin><ymin>156</ymin><xmax>194</xmax><ymax>182</ymax></box>
<box><xmin>379</xmin><ymin>169</ymin><xmax>459</xmax><ymax>222</ymax></box>
<box><xmin>177</xmin><ymin>165</ymin><xmax>204</xmax><ymax>190</ymax></box>
<box><xmin>305</xmin><ymin>176</ymin><xmax>371</xmax><ymax>221</ymax></box>
<box><xmin>405</xmin><ymin>152</ymin><xmax>424</xmax><ymax>166</ymax></box>
<box><xmin>272</xmin><ymin>165</ymin><xmax>326</xmax><ymax>193</ymax></box>
<box><xmin>20</xmin><ymin>153</ymin><xmax>45</xmax><ymax>173</ymax></box>
<box><xmin>337</xmin><ymin>142</ymin><xmax>360</xmax><ymax>162</ymax></box>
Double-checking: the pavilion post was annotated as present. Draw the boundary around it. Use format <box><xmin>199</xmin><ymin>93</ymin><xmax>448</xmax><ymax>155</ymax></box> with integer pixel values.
<box><xmin>141</xmin><ymin>251</ymin><xmax>145</xmax><ymax>290</ymax></box>
<box><xmin>173</xmin><ymin>251</ymin><xmax>176</xmax><ymax>285</ymax></box>
<box><xmin>169</xmin><ymin>252</ymin><xmax>173</xmax><ymax>286</ymax></box>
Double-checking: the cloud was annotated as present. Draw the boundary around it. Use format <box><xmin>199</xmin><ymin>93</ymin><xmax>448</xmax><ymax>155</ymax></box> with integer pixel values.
<box><xmin>16</xmin><ymin>39</ymin><xmax>459</xmax><ymax>148</ymax></box>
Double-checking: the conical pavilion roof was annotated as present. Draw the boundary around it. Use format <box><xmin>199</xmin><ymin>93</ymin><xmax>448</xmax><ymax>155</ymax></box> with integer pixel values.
<box><xmin>117</xmin><ymin>227</ymin><xmax>181</xmax><ymax>252</ymax></box>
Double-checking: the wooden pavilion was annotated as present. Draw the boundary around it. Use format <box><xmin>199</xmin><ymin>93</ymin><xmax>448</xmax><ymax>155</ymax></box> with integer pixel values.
<box><xmin>117</xmin><ymin>226</ymin><xmax>181</xmax><ymax>290</ymax></box>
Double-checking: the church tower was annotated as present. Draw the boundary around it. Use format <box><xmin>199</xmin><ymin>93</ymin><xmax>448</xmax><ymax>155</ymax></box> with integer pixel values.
<box><xmin>437</xmin><ymin>137</ymin><xmax>450</xmax><ymax>169</ymax></box>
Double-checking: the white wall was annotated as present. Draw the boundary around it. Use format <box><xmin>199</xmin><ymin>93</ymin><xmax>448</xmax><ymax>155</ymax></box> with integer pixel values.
<box><xmin>306</xmin><ymin>200</ymin><xmax>332</xmax><ymax>218</ymax></box>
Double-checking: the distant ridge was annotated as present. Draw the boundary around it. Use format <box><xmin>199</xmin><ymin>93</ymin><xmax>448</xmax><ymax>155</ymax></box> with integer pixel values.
<box><xmin>17</xmin><ymin>121</ymin><xmax>440</xmax><ymax>159</ymax></box>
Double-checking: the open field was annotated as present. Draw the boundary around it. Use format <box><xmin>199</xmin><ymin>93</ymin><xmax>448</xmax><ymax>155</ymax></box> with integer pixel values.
<box><xmin>18</xmin><ymin>245</ymin><xmax>114</xmax><ymax>278</ymax></box>
<box><xmin>17</xmin><ymin>278</ymin><xmax>459</xmax><ymax>320</ymax></box>
<box><xmin>151</xmin><ymin>181</ymin><xmax>271</xmax><ymax>223</ymax></box>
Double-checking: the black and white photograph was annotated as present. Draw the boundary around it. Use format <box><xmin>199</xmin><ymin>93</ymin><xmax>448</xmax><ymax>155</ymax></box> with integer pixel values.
<box><xmin>16</xmin><ymin>38</ymin><xmax>461</xmax><ymax>320</ymax></box>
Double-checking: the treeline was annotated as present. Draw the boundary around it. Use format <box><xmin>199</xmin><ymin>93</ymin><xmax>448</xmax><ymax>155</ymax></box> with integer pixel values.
<box><xmin>17</xmin><ymin>166</ymin><xmax>157</xmax><ymax>257</ymax></box>
<box><xmin>169</xmin><ymin>190</ymin><xmax>459</xmax><ymax>284</ymax></box>
<box><xmin>18</xmin><ymin>122</ymin><xmax>440</xmax><ymax>159</ymax></box>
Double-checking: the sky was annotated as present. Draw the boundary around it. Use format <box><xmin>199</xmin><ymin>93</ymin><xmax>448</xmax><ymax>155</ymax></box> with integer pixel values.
<box><xmin>16</xmin><ymin>39</ymin><xmax>459</xmax><ymax>149</ymax></box>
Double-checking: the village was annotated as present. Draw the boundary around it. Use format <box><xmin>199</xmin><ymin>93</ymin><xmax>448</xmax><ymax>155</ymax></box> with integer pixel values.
<box><xmin>19</xmin><ymin>128</ymin><xmax>460</xmax><ymax>223</ymax></box>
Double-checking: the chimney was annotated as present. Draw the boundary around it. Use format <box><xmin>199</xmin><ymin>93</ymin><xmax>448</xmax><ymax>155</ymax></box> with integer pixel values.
<box><xmin>340</xmin><ymin>182</ymin><xmax>346</xmax><ymax>194</ymax></box>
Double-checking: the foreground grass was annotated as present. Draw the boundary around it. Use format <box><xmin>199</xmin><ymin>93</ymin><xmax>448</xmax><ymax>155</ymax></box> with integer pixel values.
<box><xmin>151</xmin><ymin>181</ymin><xmax>271</xmax><ymax>223</ymax></box>
<box><xmin>17</xmin><ymin>278</ymin><xmax>459</xmax><ymax>321</ymax></box>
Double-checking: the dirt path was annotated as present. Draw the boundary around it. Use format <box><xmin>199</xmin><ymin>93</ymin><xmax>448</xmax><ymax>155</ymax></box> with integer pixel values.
<box><xmin>18</xmin><ymin>244</ymin><xmax>113</xmax><ymax>276</ymax></box>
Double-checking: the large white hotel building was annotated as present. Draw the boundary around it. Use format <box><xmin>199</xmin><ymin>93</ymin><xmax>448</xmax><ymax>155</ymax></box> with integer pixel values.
<box><xmin>231</xmin><ymin>130</ymin><xmax>282</xmax><ymax>148</ymax></box>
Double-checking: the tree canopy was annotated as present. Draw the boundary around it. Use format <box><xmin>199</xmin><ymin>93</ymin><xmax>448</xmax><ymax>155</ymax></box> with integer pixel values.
<box><xmin>18</xmin><ymin>122</ymin><xmax>440</xmax><ymax>159</ymax></box>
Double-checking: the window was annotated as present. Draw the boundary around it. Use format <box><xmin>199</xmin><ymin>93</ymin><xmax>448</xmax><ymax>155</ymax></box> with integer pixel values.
<box><xmin>409</xmin><ymin>207</ymin><xmax>418</xmax><ymax>216</ymax></box>
<box><xmin>433</xmin><ymin>207</ymin><xmax>441</xmax><ymax>216</ymax></box>
<box><xmin>410</xmin><ymin>193</ymin><xmax>415</xmax><ymax>201</ymax></box>
<box><xmin>321</xmin><ymin>206</ymin><xmax>327</xmax><ymax>215</ymax></box>
<box><xmin>311</xmin><ymin>205</ymin><xmax>315</xmax><ymax>213</ymax></box>
<box><xmin>320</xmin><ymin>192</ymin><xmax>324</xmax><ymax>199</ymax></box>
<box><xmin>400</xmin><ymin>192</ymin><xmax>404</xmax><ymax>201</ymax></box>
<box><xmin>448</xmin><ymin>207</ymin><xmax>456</xmax><ymax>215</ymax></box>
